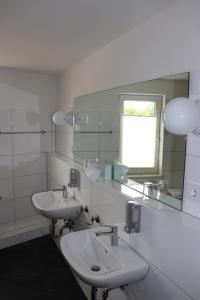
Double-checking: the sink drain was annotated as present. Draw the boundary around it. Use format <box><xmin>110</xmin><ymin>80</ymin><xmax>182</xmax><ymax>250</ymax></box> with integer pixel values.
<box><xmin>91</xmin><ymin>265</ymin><xmax>101</xmax><ymax>272</ymax></box>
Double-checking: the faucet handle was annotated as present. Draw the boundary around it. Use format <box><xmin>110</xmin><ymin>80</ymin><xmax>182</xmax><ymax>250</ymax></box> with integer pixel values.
<box><xmin>57</xmin><ymin>184</ymin><xmax>66</xmax><ymax>189</ymax></box>
<box><xmin>88</xmin><ymin>215</ymin><xmax>118</xmax><ymax>231</ymax></box>
<box><xmin>94</xmin><ymin>215</ymin><xmax>118</xmax><ymax>232</ymax></box>
<box><xmin>110</xmin><ymin>225</ymin><xmax>118</xmax><ymax>232</ymax></box>
<box><xmin>53</xmin><ymin>185</ymin><xmax>67</xmax><ymax>191</ymax></box>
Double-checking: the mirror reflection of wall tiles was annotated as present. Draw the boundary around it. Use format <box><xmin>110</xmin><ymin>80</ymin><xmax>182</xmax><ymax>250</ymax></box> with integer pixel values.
<box><xmin>99</xmin><ymin>132</ymin><xmax>119</xmax><ymax>152</ymax></box>
<box><xmin>73</xmin><ymin>73</ymin><xmax>188</xmax><ymax>206</ymax></box>
<box><xmin>74</xmin><ymin>133</ymin><xmax>99</xmax><ymax>152</ymax></box>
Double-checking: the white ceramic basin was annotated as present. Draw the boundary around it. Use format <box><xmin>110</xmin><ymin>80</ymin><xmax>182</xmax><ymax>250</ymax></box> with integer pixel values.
<box><xmin>60</xmin><ymin>227</ymin><xmax>149</xmax><ymax>288</ymax></box>
<box><xmin>32</xmin><ymin>191</ymin><xmax>81</xmax><ymax>220</ymax></box>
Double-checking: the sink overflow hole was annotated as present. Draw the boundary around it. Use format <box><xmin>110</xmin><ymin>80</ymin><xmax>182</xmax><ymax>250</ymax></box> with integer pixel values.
<box><xmin>91</xmin><ymin>265</ymin><xmax>101</xmax><ymax>272</ymax></box>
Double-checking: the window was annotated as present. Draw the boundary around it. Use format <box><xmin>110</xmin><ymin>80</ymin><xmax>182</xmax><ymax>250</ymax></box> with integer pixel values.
<box><xmin>120</xmin><ymin>93</ymin><xmax>165</xmax><ymax>176</ymax></box>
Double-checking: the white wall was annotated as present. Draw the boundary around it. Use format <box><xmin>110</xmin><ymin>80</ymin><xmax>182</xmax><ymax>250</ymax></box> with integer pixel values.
<box><xmin>0</xmin><ymin>68</ymin><xmax>58</xmax><ymax>248</ymax></box>
<box><xmin>58</xmin><ymin>0</ymin><xmax>199</xmax><ymax>104</ymax></box>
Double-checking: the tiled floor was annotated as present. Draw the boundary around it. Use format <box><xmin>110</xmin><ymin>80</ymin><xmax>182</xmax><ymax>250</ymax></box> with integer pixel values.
<box><xmin>0</xmin><ymin>235</ymin><xmax>87</xmax><ymax>300</ymax></box>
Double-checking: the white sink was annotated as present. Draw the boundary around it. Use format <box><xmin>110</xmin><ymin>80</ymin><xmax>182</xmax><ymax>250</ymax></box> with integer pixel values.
<box><xmin>32</xmin><ymin>191</ymin><xmax>81</xmax><ymax>220</ymax></box>
<box><xmin>60</xmin><ymin>227</ymin><xmax>149</xmax><ymax>288</ymax></box>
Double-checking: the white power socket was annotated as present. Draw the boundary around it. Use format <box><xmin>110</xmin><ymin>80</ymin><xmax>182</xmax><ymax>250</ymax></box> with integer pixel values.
<box><xmin>185</xmin><ymin>180</ymin><xmax>200</xmax><ymax>201</ymax></box>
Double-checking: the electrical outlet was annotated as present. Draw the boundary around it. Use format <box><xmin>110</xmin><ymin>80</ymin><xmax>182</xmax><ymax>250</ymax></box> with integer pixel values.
<box><xmin>185</xmin><ymin>180</ymin><xmax>200</xmax><ymax>201</ymax></box>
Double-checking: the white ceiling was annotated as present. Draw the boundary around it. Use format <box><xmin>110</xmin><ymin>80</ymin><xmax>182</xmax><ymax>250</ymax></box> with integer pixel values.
<box><xmin>0</xmin><ymin>0</ymin><xmax>178</xmax><ymax>74</ymax></box>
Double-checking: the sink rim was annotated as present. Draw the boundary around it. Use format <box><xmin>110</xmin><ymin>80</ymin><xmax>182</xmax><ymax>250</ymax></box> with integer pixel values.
<box><xmin>32</xmin><ymin>191</ymin><xmax>82</xmax><ymax>220</ymax></box>
<box><xmin>60</xmin><ymin>227</ymin><xmax>149</xmax><ymax>288</ymax></box>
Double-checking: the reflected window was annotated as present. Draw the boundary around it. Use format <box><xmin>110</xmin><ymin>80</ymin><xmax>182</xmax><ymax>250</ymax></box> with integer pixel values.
<box><xmin>120</xmin><ymin>93</ymin><xmax>165</xmax><ymax>176</ymax></box>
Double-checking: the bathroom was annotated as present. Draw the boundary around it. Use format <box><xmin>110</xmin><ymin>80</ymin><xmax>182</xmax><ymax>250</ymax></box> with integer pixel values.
<box><xmin>0</xmin><ymin>0</ymin><xmax>200</xmax><ymax>299</ymax></box>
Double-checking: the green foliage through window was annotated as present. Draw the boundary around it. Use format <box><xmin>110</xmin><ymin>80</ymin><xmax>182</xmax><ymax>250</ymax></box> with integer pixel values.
<box><xmin>123</xmin><ymin>100</ymin><xmax>155</xmax><ymax>116</ymax></box>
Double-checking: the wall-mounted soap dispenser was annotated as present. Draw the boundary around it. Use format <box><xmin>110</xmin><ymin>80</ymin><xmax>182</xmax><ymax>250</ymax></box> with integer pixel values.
<box><xmin>68</xmin><ymin>168</ymin><xmax>80</xmax><ymax>188</ymax></box>
<box><xmin>125</xmin><ymin>200</ymin><xmax>141</xmax><ymax>233</ymax></box>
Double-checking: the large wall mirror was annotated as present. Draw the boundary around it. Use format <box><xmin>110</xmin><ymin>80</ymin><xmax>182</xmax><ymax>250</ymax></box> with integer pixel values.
<box><xmin>73</xmin><ymin>73</ymin><xmax>189</xmax><ymax>210</ymax></box>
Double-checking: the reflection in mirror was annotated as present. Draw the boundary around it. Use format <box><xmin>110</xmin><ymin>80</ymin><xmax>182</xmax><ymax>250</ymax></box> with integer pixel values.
<box><xmin>73</xmin><ymin>73</ymin><xmax>189</xmax><ymax>210</ymax></box>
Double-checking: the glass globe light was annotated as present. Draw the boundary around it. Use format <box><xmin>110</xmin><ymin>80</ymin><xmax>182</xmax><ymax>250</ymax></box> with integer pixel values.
<box><xmin>52</xmin><ymin>111</ymin><xmax>66</xmax><ymax>126</ymax></box>
<box><xmin>162</xmin><ymin>97</ymin><xmax>200</xmax><ymax>135</ymax></box>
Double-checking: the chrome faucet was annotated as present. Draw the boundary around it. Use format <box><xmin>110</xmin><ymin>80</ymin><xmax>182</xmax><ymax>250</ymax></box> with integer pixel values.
<box><xmin>53</xmin><ymin>185</ymin><xmax>68</xmax><ymax>199</ymax></box>
<box><xmin>96</xmin><ymin>225</ymin><xmax>118</xmax><ymax>247</ymax></box>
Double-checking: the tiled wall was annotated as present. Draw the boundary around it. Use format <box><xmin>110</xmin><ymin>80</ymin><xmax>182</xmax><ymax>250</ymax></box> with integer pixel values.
<box><xmin>0</xmin><ymin>68</ymin><xmax>58</xmax><ymax>247</ymax></box>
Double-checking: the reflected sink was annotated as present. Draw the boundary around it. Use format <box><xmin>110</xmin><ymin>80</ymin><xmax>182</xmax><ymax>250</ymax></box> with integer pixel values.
<box><xmin>32</xmin><ymin>191</ymin><xmax>81</xmax><ymax>220</ymax></box>
<box><xmin>60</xmin><ymin>227</ymin><xmax>149</xmax><ymax>288</ymax></box>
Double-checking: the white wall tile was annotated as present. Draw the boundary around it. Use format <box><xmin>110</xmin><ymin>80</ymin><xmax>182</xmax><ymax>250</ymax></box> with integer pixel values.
<box><xmin>0</xmin><ymin>110</ymin><xmax>12</xmax><ymax>131</ymax></box>
<box><xmin>0</xmin><ymin>178</ymin><xmax>14</xmax><ymax>201</ymax></box>
<box><xmin>0</xmin><ymin>156</ymin><xmax>12</xmax><ymax>179</ymax></box>
<box><xmin>0</xmin><ymin>135</ymin><xmax>12</xmax><ymax>155</ymax></box>
<box><xmin>0</xmin><ymin>222</ymin><xmax>15</xmax><ymax>234</ymax></box>
<box><xmin>15</xmin><ymin>197</ymin><xmax>38</xmax><ymax>220</ymax></box>
<box><xmin>0</xmin><ymin>201</ymin><xmax>15</xmax><ymax>223</ymax></box>
<box><xmin>12</xmin><ymin>109</ymin><xmax>52</xmax><ymax>132</ymax></box>
<box><xmin>128</xmin><ymin>265</ymin><xmax>190</xmax><ymax>300</ymax></box>
<box><xmin>0</xmin><ymin>234</ymin><xmax>20</xmax><ymax>250</ymax></box>
<box><xmin>56</xmin><ymin>132</ymin><xmax>73</xmax><ymax>158</ymax></box>
<box><xmin>51</xmin><ymin>131</ymin><xmax>55</xmax><ymax>152</ymax></box>
<box><xmin>186</xmin><ymin>133</ymin><xmax>200</xmax><ymax>156</ymax></box>
<box><xmin>129</xmin><ymin>204</ymin><xmax>200</xmax><ymax>300</ymax></box>
<box><xmin>47</xmin><ymin>153</ymin><xmax>71</xmax><ymax>185</ymax></box>
<box><xmin>19</xmin><ymin>226</ymin><xmax>49</xmax><ymax>243</ymax></box>
<box><xmin>13</xmin><ymin>132</ymin><xmax>51</xmax><ymax>154</ymax></box>
<box><xmin>183</xmin><ymin>155</ymin><xmax>200</xmax><ymax>219</ymax></box>
<box><xmin>92</xmin><ymin>181</ymin><xmax>127</xmax><ymax>223</ymax></box>
<box><xmin>13</xmin><ymin>153</ymin><xmax>46</xmax><ymax>177</ymax></box>
<box><xmin>74</xmin><ymin>170</ymin><xmax>92</xmax><ymax>213</ymax></box>
<box><xmin>15</xmin><ymin>215</ymin><xmax>48</xmax><ymax>231</ymax></box>
<box><xmin>0</xmin><ymin>68</ymin><xmax>56</xmax><ymax>240</ymax></box>
<box><xmin>14</xmin><ymin>174</ymin><xmax>47</xmax><ymax>199</ymax></box>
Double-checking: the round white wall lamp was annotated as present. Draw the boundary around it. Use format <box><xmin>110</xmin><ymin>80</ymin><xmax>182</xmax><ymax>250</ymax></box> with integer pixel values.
<box><xmin>52</xmin><ymin>111</ymin><xmax>66</xmax><ymax>126</ymax></box>
<box><xmin>162</xmin><ymin>97</ymin><xmax>200</xmax><ymax>136</ymax></box>
<box><xmin>52</xmin><ymin>111</ymin><xmax>74</xmax><ymax>126</ymax></box>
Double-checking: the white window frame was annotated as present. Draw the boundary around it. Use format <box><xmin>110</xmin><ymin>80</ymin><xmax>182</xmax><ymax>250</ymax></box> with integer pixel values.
<box><xmin>120</xmin><ymin>93</ymin><xmax>165</xmax><ymax>177</ymax></box>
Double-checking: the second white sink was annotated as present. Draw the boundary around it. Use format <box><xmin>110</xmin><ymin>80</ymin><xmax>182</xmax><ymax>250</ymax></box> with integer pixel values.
<box><xmin>32</xmin><ymin>191</ymin><xmax>81</xmax><ymax>220</ymax></box>
<box><xmin>60</xmin><ymin>227</ymin><xmax>149</xmax><ymax>288</ymax></box>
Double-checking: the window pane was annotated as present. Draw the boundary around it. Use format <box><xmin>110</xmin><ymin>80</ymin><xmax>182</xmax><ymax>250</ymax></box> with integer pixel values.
<box><xmin>121</xmin><ymin>116</ymin><xmax>157</xmax><ymax>168</ymax></box>
<box><xmin>123</xmin><ymin>100</ymin><xmax>155</xmax><ymax>116</ymax></box>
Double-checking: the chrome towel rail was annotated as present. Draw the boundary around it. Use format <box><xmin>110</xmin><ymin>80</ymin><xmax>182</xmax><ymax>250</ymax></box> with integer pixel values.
<box><xmin>0</xmin><ymin>130</ymin><xmax>47</xmax><ymax>135</ymax></box>
<box><xmin>74</xmin><ymin>130</ymin><xmax>112</xmax><ymax>134</ymax></box>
